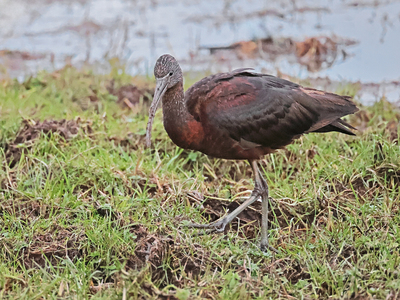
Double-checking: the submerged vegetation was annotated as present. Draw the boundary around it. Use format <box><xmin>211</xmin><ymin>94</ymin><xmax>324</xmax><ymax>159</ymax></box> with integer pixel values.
<box><xmin>0</xmin><ymin>66</ymin><xmax>399</xmax><ymax>299</ymax></box>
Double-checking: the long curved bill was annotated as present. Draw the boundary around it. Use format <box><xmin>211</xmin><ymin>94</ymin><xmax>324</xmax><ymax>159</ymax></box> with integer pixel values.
<box><xmin>145</xmin><ymin>78</ymin><xmax>168</xmax><ymax>148</ymax></box>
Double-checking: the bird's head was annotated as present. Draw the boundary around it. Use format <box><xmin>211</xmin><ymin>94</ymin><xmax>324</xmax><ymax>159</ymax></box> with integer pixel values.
<box><xmin>154</xmin><ymin>54</ymin><xmax>183</xmax><ymax>88</ymax></box>
<box><xmin>146</xmin><ymin>54</ymin><xmax>183</xmax><ymax>148</ymax></box>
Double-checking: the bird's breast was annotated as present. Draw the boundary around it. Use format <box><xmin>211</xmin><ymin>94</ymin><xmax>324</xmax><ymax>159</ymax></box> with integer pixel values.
<box><xmin>164</xmin><ymin>115</ymin><xmax>270</xmax><ymax>160</ymax></box>
<box><xmin>164</xmin><ymin>113</ymin><xmax>206</xmax><ymax>152</ymax></box>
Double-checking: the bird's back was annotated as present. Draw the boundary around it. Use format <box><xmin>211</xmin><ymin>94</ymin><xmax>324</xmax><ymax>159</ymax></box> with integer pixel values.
<box><xmin>183</xmin><ymin>69</ymin><xmax>358</xmax><ymax>159</ymax></box>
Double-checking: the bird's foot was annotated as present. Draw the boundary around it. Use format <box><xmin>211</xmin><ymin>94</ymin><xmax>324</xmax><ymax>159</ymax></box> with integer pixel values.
<box><xmin>185</xmin><ymin>218</ymin><xmax>229</xmax><ymax>235</ymax></box>
<box><xmin>260</xmin><ymin>240</ymin><xmax>280</xmax><ymax>254</ymax></box>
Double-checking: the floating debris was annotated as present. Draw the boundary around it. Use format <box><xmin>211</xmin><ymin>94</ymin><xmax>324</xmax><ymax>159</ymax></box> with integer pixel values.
<box><xmin>295</xmin><ymin>36</ymin><xmax>357</xmax><ymax>72</ymax></box>
<box><xmin>200</xmin><ymin>35</ymin><xmax>358</xmax><ymax>72</ymax></box>
<box><xmin>0</xmin><ymin>50</ymin><xmax>47</xmax><ymax>61</ymax></box>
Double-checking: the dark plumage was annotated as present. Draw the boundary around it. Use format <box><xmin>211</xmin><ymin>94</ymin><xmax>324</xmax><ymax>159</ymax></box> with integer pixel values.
<box><xmin>146</xmin><ymin>54</ymin><xmax>358</xmax><ymax>252</ymax></box>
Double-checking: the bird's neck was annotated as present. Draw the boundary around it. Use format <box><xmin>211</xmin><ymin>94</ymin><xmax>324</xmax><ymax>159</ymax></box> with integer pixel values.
<box><xmin>162</xmin><ymin>82</ymin><xmax>204</xmax><ymax>150</ymax></box>
<box><xmin>162</xmin><ymin>81</ymin><xmax>185</xmax><ymax>122</ymax></box>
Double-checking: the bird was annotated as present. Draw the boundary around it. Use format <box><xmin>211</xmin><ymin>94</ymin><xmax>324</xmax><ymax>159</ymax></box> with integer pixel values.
<box><xmin>146</xmin><ymin>54</ymin><xmax>358</xmax><ymax>253</ymax></box>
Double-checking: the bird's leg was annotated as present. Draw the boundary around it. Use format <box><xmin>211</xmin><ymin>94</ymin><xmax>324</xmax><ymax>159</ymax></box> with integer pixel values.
<box><xmin>186</xmin><ymin>190</ymin><xmax>260</xmax><ymax>233</ymax></box>
<box><xmin>186</xmin><ymin>160</ymin><xmax>278</xmax><ymax>253</ymax></box>
<box><xmin>186</xmin><ymin>160</ymin><xmax>262</xmax><ymax>232</ymax></box>
<box><xmin>252</xmin><ymin>160</ymin><xmax>279</xmax><ymax>254</ymax></box>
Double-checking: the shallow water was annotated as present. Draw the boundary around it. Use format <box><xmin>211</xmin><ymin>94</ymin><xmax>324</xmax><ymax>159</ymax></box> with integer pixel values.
<box><xmin>0</xmin><ymin>0</ymin><xmax>399</xmax><ymax>102</ymax></box>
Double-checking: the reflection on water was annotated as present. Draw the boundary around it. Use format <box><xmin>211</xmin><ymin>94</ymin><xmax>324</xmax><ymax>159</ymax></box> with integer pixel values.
<box><xmin>0</xmin><ymin>0</ymin><xmax>399</xmax><ymax>102</ymax></box>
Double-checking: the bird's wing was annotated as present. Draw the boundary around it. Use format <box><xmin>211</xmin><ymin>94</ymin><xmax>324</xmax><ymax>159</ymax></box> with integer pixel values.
<box><xmin>186</xmin><ymin>71</ymin><xmax>357</xmax><ymax>149</ymax></box>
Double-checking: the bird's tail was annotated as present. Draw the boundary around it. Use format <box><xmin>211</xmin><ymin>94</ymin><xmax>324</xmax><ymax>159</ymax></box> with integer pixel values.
<box><xmin>312</xmin><ymin>118</ymin><xmax>357</xmax><ymax>136</ymax></box>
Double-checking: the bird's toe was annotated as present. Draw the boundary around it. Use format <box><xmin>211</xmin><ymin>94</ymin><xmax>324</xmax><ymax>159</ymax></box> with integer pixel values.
<box><xmin>184</xmin><ymin>219</ymin><xmax>228</xmax><ymax>234</ymax></box>
<box><xmin>260</xmin><ymin>242</ymin><xmax>280</xmax><ymax>254</ymax></box>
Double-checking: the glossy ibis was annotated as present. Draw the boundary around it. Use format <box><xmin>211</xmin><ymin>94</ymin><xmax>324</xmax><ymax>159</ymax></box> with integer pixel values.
<box><xmin>146</xmin><ymin>54</ymin><xmax>358</xmax><ymax>252</ymax></box>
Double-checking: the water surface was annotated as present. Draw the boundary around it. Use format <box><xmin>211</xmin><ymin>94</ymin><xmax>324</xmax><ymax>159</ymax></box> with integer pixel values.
<box><xmin>1</xmin><ymin>0</ymin><xmax>399</xmax><ymax>102</ymax></box>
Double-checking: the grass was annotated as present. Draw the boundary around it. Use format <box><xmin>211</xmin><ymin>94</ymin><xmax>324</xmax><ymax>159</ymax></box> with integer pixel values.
<box><xmin>0</xmin><ymin>65</ymin><xmax>399</xmax><ymax>299</ymax></box>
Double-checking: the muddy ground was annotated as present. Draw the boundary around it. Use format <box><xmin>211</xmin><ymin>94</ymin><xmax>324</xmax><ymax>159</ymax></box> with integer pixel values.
<box><xmin>1</xmin><ymin>78</ymin><xmax>399</xmax><ymax>298</ymax></box>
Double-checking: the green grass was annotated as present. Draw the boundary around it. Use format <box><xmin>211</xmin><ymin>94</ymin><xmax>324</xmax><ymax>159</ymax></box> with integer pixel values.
<box><xmin>0</xmin><ymin>66</ymin><xmax>399</xmax><ymax>299</ymax></box>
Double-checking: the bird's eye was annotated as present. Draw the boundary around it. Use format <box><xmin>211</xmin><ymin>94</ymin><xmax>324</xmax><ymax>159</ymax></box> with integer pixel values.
<box><xmin>169</xmin><ymin>72</ymin><xmax>173</xmax><ymax>76</ymax></box>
